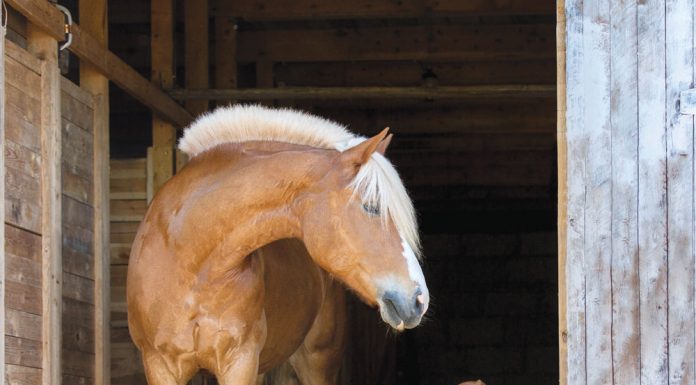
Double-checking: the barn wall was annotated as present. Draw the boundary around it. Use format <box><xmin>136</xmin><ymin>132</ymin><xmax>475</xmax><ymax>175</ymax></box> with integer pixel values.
<box><xmin>560</xmin><ymin>0</ymin><xmax>695</xmax><ymax>384</ymax></box>
<box><xmin>5</xmin><ymin>39</ymin><xmax>45</xmax><ymax>385</ymax></box>
<box><xmin>61</xmin><ymin>78</ymin><xmax>97</xmax><ymax>384</ymax></box>
<box><xmin>4</xmin><ymin>38</ymin><xmax>100</xmax><ymax>385</ymax></box>
<box><xmin>109</xmin><ymin>157</ymin><xmax>147</xmax><ymax>385</ymax></box>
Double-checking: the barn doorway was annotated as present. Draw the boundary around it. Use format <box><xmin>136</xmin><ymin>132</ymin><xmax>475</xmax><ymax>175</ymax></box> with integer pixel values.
<box><xmin>104</xmin><ymin>1</ymin><xmax>558</xmax><ymax>385</ymax></box>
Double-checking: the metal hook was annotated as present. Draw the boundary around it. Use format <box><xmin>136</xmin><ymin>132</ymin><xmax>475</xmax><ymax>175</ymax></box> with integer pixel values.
<box><xmin>54</xmin><ymin>4</ymin><xmax>73</xmax><ymax>51</ymax></box>
<box><xmin>1</xmin><ymin>0</ymin><xmax>8</xmax><ymax>33</ymax></box>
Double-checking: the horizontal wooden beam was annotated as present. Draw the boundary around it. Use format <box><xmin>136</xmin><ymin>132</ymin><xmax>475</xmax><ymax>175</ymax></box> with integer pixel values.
<box><xmin>170</xmin><ymin>85</ymin><xmax>555</xmax><ymax>101</ymax></box>
<box><xmin>216</xmin><ymin>0</ymin><xmax>554</xmax><ymax>20</ymax></box>
<box><xmin>7</xmin><ymin>0</ymin><xmax>192</xmax><ymax>127</ymax></box>
<box><xmin>110</xmin><ymin>0</ymin><xmax>553</xmax><ymax>24</ymax></box>
<box><xmin>237</xmin><ymin>24</ymin><xmax>555</xmax><ymax>63</ymax></box>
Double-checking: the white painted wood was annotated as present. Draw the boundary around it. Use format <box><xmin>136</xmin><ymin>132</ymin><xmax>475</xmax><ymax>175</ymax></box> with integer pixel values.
<box><xmin>0</xmin><ymin>4</ymin><xmax>7</xmax><ymax>384</ymax></box>
<box><xmin>563</xmin><ymin>0</ymin><xmax>587</xmax><ymax>384</ymax></box>
<box><xmin>666</xmin><ymin>1</ymin><xmax>696</xmax><ymax>384</ymax></box>
<box><xmin>582</xmin><ymin>1</ymin><xmax>613</xmax><ymax>384</ymax></box>
<box><xmin>609</xmin><ymin>0</ymin><xmax>640</xmax><ymax>384</ymax></box>
<box><xmin>679</xmin><ymin>88</ymin><xmax>696</xmax><ymax>114</ymax></box>
<box><xmin>637</xmin><ymin>0</ymin><xmax>669</xmax><ymax>384</ymax></box>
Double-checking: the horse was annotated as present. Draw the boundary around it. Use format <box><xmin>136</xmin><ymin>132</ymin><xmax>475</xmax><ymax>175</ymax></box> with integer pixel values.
<box><xmin>126</xmin><ymin>105</ymin><xmax>430</xmax><ymax>385</ymax></box>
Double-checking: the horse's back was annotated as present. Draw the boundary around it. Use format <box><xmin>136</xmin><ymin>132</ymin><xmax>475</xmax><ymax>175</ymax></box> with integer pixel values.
<box><xmin>257</xmin><ymin>239</ymin><xmax>327</xmax><ymax>372</ymax></box>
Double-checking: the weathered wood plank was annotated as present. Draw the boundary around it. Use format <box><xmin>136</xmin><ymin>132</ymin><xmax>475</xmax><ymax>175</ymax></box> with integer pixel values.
<box><xmin>4</xmin><ymin>39</ymin><xmax>41</xmax><ymax>74</ymax></box>
<box><xmin>6</xmin><ymin>280</ymin><xmax>42</xmax><ymax>315</ymax></box>
<box><xmin>609</xmin><ymin>1</ymin><xmax>640</xmax><ymax>384</ymax></box>
<box><xmin>5</xmin><ymin>224</ymin><xmax>41</xmax><ymax>262</ymax></box>
<box><xmin>6</xmin><ymin>336</ymin><xmax>42</xmax><ymax>368</ymax></box>
<box><xmin>4</xmin><ymin>52</ymin><xmax>41</xmax><ymax>98</ymax></box>
<box><xmin>582</xmin><ymin>1</ymin><xmax>613</xmax><ymax>383</ymax></box>
<box><xmin>63</xmin><ymin>195</ymin><xmax>94</xmax><ymax>232</ymax></box>
<box><xmin>79</xmin><ymin>2</ymin><xmax>111</xmax><ymax>381</ymax></box>
<box><xmin>6</xmin><ymin>364</ymin><xmax>41</xmax><ymax>385</ymax></box>
<box><xmin>637</xmin><ymin>0</ymin><xmax>669</xmax><ymax>384</ymax></box>
<box><xmin>6</xmin><ymin>309</ymin><xmax>42</xmax><ymax>341</ymax></box>
<box><xmin>62</xmin><ymin>119</ymin><xmax>94</xmax><ymax>179</ymax></box>
<box><xmin>6</xmin><ymin>254</ymin><xmax>41</xmax><ymax>287</ymax></box>
<box><xmin>61</xmin><ymin>348</ymin><xmax>94</xmax><ymax>378</ymax></box>
<box><xmin>62</xmin><ymin>297</ymin><xmax>95</xmax><ymax>329</ymax></box>
<box><xmin>62</xmin><ymin>222</ymin><xmax>94</xmax><ymax>279</ymax></box>
<box><xmin>27</xmin><ymin>24</ymin><xmax>63</xmax><ymax>385</ymax></box>
<box><xmin>5</xmin><ymin>102</ymin><xmax>40</xmax><ymax>153</ymax></box>
<box><xmin>62</xmin><ymin>272</ymin><xmax>95</xmax><ymax>304</ymax></box>
<box><xmin>60</xmin><ymin>77</ymin><xmax>94</xmax><ymax>111</ymax></box>
<box><xmin>5</xmin><ymin>140</ymin><xmax>42</xmax><ymax>233</ymax></box>
<box><xmin>556</xmin><ymin>0</ymin><xmax>568</xmax><ymax>377</ymax></box>
<box><xmin>61</xmin><ymin>90</ymin><xmax>94</xmax><ymax>132</ymax></box>
<box><xmin>152</xmin><ymin>0</ymin><xmax>176</xmax><ymax>193</ymax></box>
<box><xmin>5</xmin><ymin>138</ymin><xmax>41</xmax><ymax>179</ymax></box>
<box><xmin>563</xmin><ymin>0</ymin><xmax>586</xmax><ymax>384</ymax></box>
<box><xmin>63</xmin><ymin>322</ymin><xmax>96</xmax><ymax>354</ymax></box>
<box><xmin>5</xmin><ymin>83</ymin><xmax>40</xmax><ymax>129</ymax></box>
<box><xmin>665</xmin><ymin>0</ymin><xmax>695</xmax><ymax>384</ymax></box>
<box><xmin>62</xmin><ymin>164</ymin><xmax>93</xmax><ymax>204</ymax></box>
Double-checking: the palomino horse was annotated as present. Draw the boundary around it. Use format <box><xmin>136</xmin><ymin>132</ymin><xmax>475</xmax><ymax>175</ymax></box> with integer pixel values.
<box><xmin>127</xmin><ymin>105</ymin><xmax>429</xmax><ymax>385</ymax></box>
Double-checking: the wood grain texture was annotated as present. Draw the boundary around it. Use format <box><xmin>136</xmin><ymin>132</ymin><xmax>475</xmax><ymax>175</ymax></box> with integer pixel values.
<box><xmin>582</xmin><ymin>1</ymin><xmax>613</xmax><ymax>384</ymax></box>
<box><xmin>556</xmin><ymin>0</ymin><xmax>568</xmax><ymax>382</ymax></box>
<box><xmin>563</xmin><ymin>0</ymin><xmax>587</xmax><ymax>384</ymax></box>
<box><xmin>665</xmin><ymin>0</ymin><xmax>695</xmax><ymax>384</ymax></box>
<box><xmin>609</xmin><ymin>1</ymin><xmax>640</xmax><ymax>384</ymax></box>
<box><xmin>79</xmin><ymin>1</ymin><xmax>112</xmax><ymax>380</ymax></box>
<box><xmin>637</xmin><ymin>1</ymin><xmax>669</xmax><ymax>384</ymax></box>
<box><xmin>27</xmin><ymin>24</ymin><xmax>63</xmax><ymax>385</ymax></box>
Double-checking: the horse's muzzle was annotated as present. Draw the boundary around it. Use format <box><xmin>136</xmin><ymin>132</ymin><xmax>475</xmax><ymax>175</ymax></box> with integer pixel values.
<box><xmin>378</xmin><ymin>287</ymin><xmax>426</xmax><ymax>331</ymax></box>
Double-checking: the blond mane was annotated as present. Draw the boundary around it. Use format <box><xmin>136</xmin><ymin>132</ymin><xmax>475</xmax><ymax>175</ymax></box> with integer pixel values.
<box><xmin>178</xmin><ymin>104</ymin><xmax>421</xmax><ymax>256</ymax></box>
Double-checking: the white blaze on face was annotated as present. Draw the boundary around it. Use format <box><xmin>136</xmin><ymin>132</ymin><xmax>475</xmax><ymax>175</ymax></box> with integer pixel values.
<box><xmin>400</xmin><ymin>236</ymin><xmax>429</xmax><ymax>315</ymax></box>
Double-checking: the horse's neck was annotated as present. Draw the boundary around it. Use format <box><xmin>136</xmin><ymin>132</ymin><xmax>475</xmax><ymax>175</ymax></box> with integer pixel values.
<box><xmin>171</xmin><ymin>144</ymin><xmax>330</xmax><ymax>271</ymax></box>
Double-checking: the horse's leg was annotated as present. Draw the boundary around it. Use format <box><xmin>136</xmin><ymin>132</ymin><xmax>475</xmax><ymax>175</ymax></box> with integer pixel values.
<box><xmin>216</xmin><ymin>351</ymin><xmax>263</xmax><ymax>385</ymax></box>
<box><xmin>142</xmin><ymin>351</ymin><xmax>196</xmax><ymax>385</ymax></box>
<box><xmin>289</xmin><ymin>280</ymin><xmax>347</xmax><ymax>385</ymax></box>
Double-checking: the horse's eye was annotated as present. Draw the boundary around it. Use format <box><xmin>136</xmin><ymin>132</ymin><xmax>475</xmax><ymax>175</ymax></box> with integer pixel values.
<box><xmin>362</xmin><ymin>203</ymin><xmax>380</xmax><ymax>216</ymax></box>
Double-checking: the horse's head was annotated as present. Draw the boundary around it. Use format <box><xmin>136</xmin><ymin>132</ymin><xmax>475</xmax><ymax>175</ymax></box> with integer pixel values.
<box><xmin>297</xmin><ymin>129</ymin><xmax>429</xmax><ymax>331</ymax></box>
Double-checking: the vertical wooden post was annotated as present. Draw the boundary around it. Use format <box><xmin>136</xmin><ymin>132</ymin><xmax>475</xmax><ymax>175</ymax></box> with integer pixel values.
<box><xmin>215</xmin><ymin>2</ymin><xmax>237</xmax><ymax>106</ymax></box>
<box><xmin>0</xmin><ymin>4</ymin><xmax>6</xmax><ymax>384</ymax></box>
<box><xmin>185</xmin><ymin>0</ymin><xmax>209</xmax><ymax>116</ymax></box>
<box><xmin>555</xmin><ymin>0</ymin><xmax>567</xmax><ymax>384</ymax></box>
<box><xmin>27</xmin><ymin>23</ymin><xmax>62</xmax><ymax>385</ymax></box>
<box><xmin>151</xmin><ymin>0</ymin><xmax>175</xmax><ymax>192</ymax></box>
<box><xmin>79</xmin><ymin>1</ymin><xmax>111</xmax><ymax>384</ymax></box>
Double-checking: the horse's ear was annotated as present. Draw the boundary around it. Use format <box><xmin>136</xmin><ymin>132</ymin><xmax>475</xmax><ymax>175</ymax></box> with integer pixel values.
<box><xmin>341</xmin><ymin>127</ymin><xmax>390</xmax><ymax>166</ymax></box>
<box><xmin>376</xmin><ymin>133</ymin><xmax>393</xmax><ymax>156</ymax></box>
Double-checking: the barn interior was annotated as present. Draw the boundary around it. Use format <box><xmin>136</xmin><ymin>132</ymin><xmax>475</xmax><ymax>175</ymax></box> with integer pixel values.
<box><xmin>5</xmin><ymin>1</ymin><xmax>558</xmax><ymax>385</ymax></box>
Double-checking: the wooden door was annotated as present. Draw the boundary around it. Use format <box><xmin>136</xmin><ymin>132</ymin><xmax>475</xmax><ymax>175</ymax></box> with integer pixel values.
<box><xmin>559</xmin><ymin>0</ymin><xmax>696</xmax><ymax>384</ymax></box>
